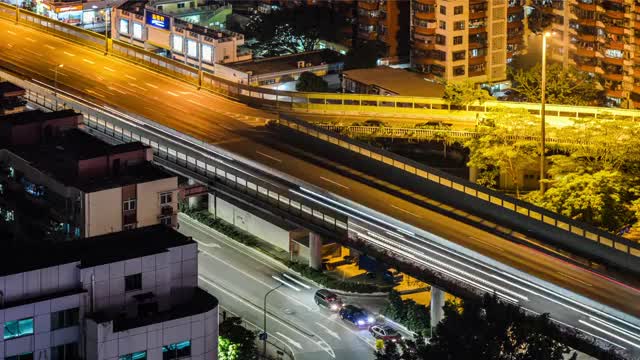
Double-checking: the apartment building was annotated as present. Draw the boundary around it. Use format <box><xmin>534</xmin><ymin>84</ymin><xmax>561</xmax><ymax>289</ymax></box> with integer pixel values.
<box><xmin>410</xmin><ymin>0</ymin><xmax>525</xmax><ymax>85</ymax></box>
<box><xmin>357</xmin><ymin>0</ymin><xmax>410</xmax><ymax>63</ymax></box>
<box><xmin>0</xmin><ymin>225</ymin><xmax>219</xmax><ymax>360</ymax></box>
<box><xmin>536</xmin><ymin>0</ymin><xmax>636</xmax><ymax>107</ymax></box>
<box><xmin>0</xmin><ymin>109</ymin><xmax>178</xmax><ymax>242</ymax></box>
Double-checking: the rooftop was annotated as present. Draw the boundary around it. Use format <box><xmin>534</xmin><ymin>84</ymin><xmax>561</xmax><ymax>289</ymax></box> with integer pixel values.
<box><xmin>0</xmin><ymin>225</ymin><xmax>194</xmax><ymax>277</ymax></box>
<box><xmin>0</xmin><ymin>109</ymin><xmax>78</xmax><ymax>126</ymax></box>
<box><xmin>223</xmin><ymin>49</ymin><xmax>343</xmax><ymax>75</ymax></box>
<box><xmin>0</xmin><ymin>82</ymin><xmax>25</xmax><ymax>97</ymax></box>
<box><xmin>343</xmin><ymin>67</ymin><xmax>445</xmax><ymax>97</ymax></box>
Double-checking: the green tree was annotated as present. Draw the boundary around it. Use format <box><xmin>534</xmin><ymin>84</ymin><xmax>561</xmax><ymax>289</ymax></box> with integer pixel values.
<box><xmin>443</xmin><ymin>79</ymin><xmax>493</xmax><ymax>108</ymax></box>
<box><xmin>510</xmin><ymin>63</ymin><xmax>602</xmax><ymax>106</ymax></box>
<box><xmin>219</xmin><ymin>317</ymin><xmax>257</xmax><ymax>360</ymax></box>
<box><xmin>465</xmin><ymin>108</ymin><xmax>540</xmax><ymax>197</ymax></box>
<box><xmin>344</xmin><ymin>40</ymin><xmax>388</xmax><ymax>70</ymax></box>
<box><xmin>218</xmin><ymin>337</ymin><xmax>239</xmax><ymax>360</ymax></box>
<box><xmin>296</xmin><ymin>71</ymin><xmax>329</xmax><ymax>92</ymax></box>
<box><xmin>374</xmin><ymin>340</ymin><xmax>402</xmax><ymax>360</ymax></box>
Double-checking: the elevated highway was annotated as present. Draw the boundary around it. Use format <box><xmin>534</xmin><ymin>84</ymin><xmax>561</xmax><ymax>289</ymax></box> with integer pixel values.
<box><xmin>1</xmin><ymin>7</ymin><xmax>640</xmax><ymax>356</ymax></box>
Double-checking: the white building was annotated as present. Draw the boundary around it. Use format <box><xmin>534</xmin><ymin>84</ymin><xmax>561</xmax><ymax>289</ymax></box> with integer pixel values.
<box><xmin>0</xmin><ymin>225</ymin><xmax>219</xmax><ymax>360</ymax></box>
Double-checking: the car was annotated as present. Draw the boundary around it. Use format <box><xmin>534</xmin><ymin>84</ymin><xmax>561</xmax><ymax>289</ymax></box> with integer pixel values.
<box><xmin>339</xmin><ymin>305</ymin><xmax>375</xmax><ymax>327</ymax></box>
<box><xmin>369</xmin><ymin>325</ymin><xmax>403</xmax><ymax>342</ymax></box>
<box><xmin>314</xmin><ymin>289</ymin><xmax>342</xmax><ymax>311</ymax></box>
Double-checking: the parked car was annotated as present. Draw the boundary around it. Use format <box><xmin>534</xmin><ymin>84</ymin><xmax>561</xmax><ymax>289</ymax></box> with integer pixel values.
<box><xmin>339</xmin><ymin>305</ymin><xmax>375</xmax><ymax>327</ymax></box>
<box><xmin>369</xmin><ymin>325</ymin><xmax>403</xmax><ymax>342</ymax></box>
<box><xmin>314</xmin><ymin>289</ymin><xmax>342</xmax><ymax>311</ymax></box>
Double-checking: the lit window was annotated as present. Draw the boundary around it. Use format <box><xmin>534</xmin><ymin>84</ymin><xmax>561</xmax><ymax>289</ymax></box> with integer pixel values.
<box><xmin>172</xmin><ymin>35</ymin><xmax>183</xmax><ymax>53</ymax></box>
<box><xmin>454</xmin><ymin>21</ymin><xmax>465</xmax><ymax>30</ymax></box>
<box><xmin>120</xmin><ymin>351</ymin><xmax>147</xmax><ymax>360</ymax></box>
<box><xmin>119</xmin><ymin>18</ymin><xmax>129</xmax><ymax>34</ymax></box>
<box><xmin>162</xmin><ymin>341</ymin><xmax>191</xmax><ymax>360</ymax></box>
<box><xmin>202</xmin><ymin>44</ymin><xmax>213</xmax><ymax>63</ymax></box>
<box><xmin>4</xmin><ymin>318</ymin><xmax>34</xmax><ymax>340</ymax></box>
<box><xmin>187</xmin><ymin>39</ymin><xmax>198</xmax><ymax>58</ymax></box>
<box><xmin>51</xmin><ymin>308</ymin><xmax>79</xmax><ymax>330</ymax></box>
<box><xmin>133</xmin><ymin>22</ymin><xmax>143</xmax><ymax>40</ymax></box>
<box><xmin>125</xmin><ymin>273</ymin><xmax>142</xmax><ymax>292</ymax></box>
<box><xmin>123</xmin><ymin>199</ymin><xmax>136</xmax><ymax>211</ymax></box>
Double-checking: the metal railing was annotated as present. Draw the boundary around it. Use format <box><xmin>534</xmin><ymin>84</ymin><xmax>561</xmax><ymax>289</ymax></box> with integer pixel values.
<box><xmin>276</xmin><ymin>116</ymin><xmax>640</xmax><ymax>260</ymax></box>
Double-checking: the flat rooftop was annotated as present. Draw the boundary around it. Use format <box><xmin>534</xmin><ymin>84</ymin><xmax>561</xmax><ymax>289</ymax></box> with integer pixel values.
<box><xmin>223</xmin><ymin>49</ymin><xmax>343</xmax><ymax>75</ymax></box>
<box><xmin>0</xmin><ymin>225</ymin><xmax>194</xmax><ymax>277</ymax></box>
<box><xmin>343</xmin><ymin>66</ymin><xmax>445</xmax><ymax>97</ymax></box>
<box><xmin>0</xmin><ymin>82</ymin><xmax>25</xmax><ymax>97</ymax></box>
<box><xmin>0</xmin><ymin>109</ymin><xmax>77</xmax><ymax>126</ymax></box>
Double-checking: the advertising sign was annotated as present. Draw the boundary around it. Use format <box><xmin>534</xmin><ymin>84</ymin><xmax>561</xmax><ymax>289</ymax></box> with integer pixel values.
<box><xmin>146</xmin><ymin>10</ymin><xmax>170</xmax><ymax>30</ymax></box>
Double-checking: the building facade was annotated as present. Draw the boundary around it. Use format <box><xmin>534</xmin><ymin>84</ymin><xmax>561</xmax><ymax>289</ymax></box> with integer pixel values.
<box><xmin>410</xmin><ymin>0</ymin><xmax>525</xmax><ymax>85</ymax></box>
<box><xmin>357</xmin><ymin>0</ymin><xmax>410</xmax><ymax>63</ymax></box>
<box><xmin>0</xmin><ymin>225</ymin><xmax>218</xmax><ymax>360</ymax></box>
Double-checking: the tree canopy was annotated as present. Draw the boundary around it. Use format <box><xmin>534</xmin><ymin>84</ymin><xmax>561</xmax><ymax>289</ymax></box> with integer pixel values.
<box><xmin>218</xmin><ymin>317</ymin><xmax>257</xmax><ymax>360</ymax></box>
<box><xmin>510</xmin><ymin>63</ymin><xmax>602</xmax><ymax>106</ymax></box>
<box><xmin>296</xmin><ymin>71</ymin><xmax>329</xmax><ymax>92</ymax></box>
<box><xmin>245</xmin><ymin>6</ymin><xmax>347</xmax><ymax>57</ymax></box>
<box><xmin>443</xmin><ymin>80</ymin><xmax>493</xmax><ymax>107</ymax></box>
<box><xmin>343</xmin><ymin>40</ymin><xmax>388</xmax><ymax>70</ymax></box>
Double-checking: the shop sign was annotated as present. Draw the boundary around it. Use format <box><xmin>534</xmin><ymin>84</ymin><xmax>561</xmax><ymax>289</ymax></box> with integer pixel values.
<box><xmin>146</xmin><ymin>10</ymin><xmax>169</xmax><ymax>30</ymax></box>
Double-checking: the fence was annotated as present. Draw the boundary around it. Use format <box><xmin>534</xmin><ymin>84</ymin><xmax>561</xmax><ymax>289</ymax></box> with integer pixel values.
<box><xmin>276</xmin><ymin>116</ymin><xmax>640</xmax><ymax>262</ymax></box>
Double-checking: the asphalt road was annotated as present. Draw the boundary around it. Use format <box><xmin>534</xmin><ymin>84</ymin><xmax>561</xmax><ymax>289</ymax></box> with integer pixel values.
<box><xmin>1</xmin><ymin>18</ymin><xmax>640</xmax><ymax>356</ymax></box>
<box><xmin>179</xmin><ymin>214</ymin><xmax>407</xmax><ymax>360</ymax></box>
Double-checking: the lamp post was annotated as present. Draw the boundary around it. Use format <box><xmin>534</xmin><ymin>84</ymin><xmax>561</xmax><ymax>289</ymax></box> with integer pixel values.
<box><xmin>540</xmin><ymin>31</ymin><xmax>553</xmax><ymax>194</ymax></box>
<box><xmin>104</xmin><ymin>7</ymin><xmax>110</xmax><ymax>55</ymax></box>
<box><xmin>262</xmin><ymin>276</ymin><xmax>300</xmax><ymax>359</ymax></box>
<box><xmin>54</xmin><ymin>63</ymin><xmax>64</xmax><ymax>97</ymax></box>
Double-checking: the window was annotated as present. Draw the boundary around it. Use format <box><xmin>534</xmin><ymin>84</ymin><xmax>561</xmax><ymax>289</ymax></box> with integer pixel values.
<box><xmin>160</xmin><ymin>216</ymin><xmax>172</xmax><ymax>226</ymax></box>
<box><xmin>202</xmin><ymin>44</ymin><xmax>213</xmax><ymax>63</ymax></box>
<box><xmin>453</xmin><ymin>66</ymin><xmax>465</xmax><ymax>76</ymax></box>
<box><xmin>51</xmin><ymin>342</ymin><xmax>78</xmax><ymax>360</ymax></box>
<box><xmin>435</xmin><ymin>34</ymin><xmax>446</xmax><ymax>45</ymax></box>
<box><xmin>123</xmin><ymin>199</ymin><xmax>136</xmax><ymax>211</ymax></box>
<box><xmin>7</xmin><ymin>353</ymin><xmax>33</xmax><ymax>360</ymax></box>
<box><xmin>123</xmin><ymin>224</ymin><xmax>136</xmax><ymax>230</ymax></box>
<box><xmin>177</xmin><ymin>2</ymin><xmax>185</xmax><ymax>8</ymax></box>
<box><xmin>133</xmin><ymin>22</ymin><xmax>143</xmax><ymax>40</ymax></box>
<box><xmin>453</xmin><ymin>50</ymin><xmax>466</xmax><ymax>61</ymax></box>
<box><xmin>119</xmin><ymin>19</ymin><xmax>129</xmax><ymax>35</ymax></box>
<box><xmin>187</xmin><ymin>39</ymin><xmax>198</xmax><ymax>58</ymax></box>
<box><xmin>454</xmin><ymin>21</ymin><xmax>465</xmax><ymax>30</ymax></box>
<box><xmin>439</xmin><ymin>5</ymin><xmax>446</xmax><ymax>15</ymax></box>
<box><xmin>125</xmin><ymin>273</ymin><xmax>142</xmax><ymax>292</ymax></box>
<box><xmin>454</xmin><ymin>36</ymin><xmax>463</xmax><ymax>45</ymax></box>
<box><xmin>172</xmin><ymin>35</ymin><xmax>184</xmax><ymax>53</ymax></box>
<box><xmin>4</xmin><ymin>318</ymin><xmax>34</xmax><ymax>339</ymax></box>
<box><xmin>51</xmin><ymin>308</ymin><xmax>79</xmax><ymax>330</ymax></box>
<box><xmin>439</xmin><ymin>20</ymin><xmax>446</xmax><ymax>30</ymax></box>
<box><xmin>454</xmin><ymin>5</ymin><xmax>463</xmax><ymax>15</ymax></box>
<box><xmin>120</xmin><ymin>351</ymin><xmax>147</xmax><ymax>360</ymax></box>
<box><xmin>163</xmin><ymin>341</ymin><xmax>191</xmax><ymax>360</ymax></box>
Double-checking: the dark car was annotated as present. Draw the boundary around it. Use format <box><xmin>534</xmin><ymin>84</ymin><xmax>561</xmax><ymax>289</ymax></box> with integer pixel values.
<box><xmin>369</xmin><ymin>325</ymin><xmax>403</xmax><ymax>342</ymax></box>
<box><xmin>339</xmin><ymin>305</ymin><xmax>375</xmax><ymax>327</ymax></box>
<box><xmin>314</xmin><ymin>289</ymin><xmax>343</xmax><ymax>311</ymax></box>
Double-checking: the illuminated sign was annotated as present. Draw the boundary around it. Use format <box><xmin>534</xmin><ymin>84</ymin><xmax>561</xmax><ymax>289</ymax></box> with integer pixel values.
<box><xmin>172</xmin><ymin>34</ymin><xmax>183</xmax><ymax>53</ymax></box>
<box><xmin>54</xmin><ymin>4</ymin><xmax>82</xmax><ymax>13</ymax></box>
<box><xmin>186</xmin><ymin>39</ymin><xmax>197</xmax><ymax>58</ymax></box>
<box><xmin>146</xmin><ymin>11</ymin><xmax>169</xmax><ymax>30</ymax></box>
<box><xmin>119</xmin><ymin>18</ymin><xmax>129</xmax><ymax>34</ymax></box>
<box><xmin>133</xmin><ymin>22</ymin><xmax>143</xmax><ymax>40</ymax></box>
<box><xmin>202</xmin><ymin>44</ymin><xmax>212</xmax><ymax>63</ymax></box>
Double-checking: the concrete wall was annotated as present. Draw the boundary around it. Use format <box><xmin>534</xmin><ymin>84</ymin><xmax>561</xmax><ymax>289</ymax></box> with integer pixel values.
<box><xmin>211</xmin><ymin>195</ymin><xmax>290</xmax><ymax>252</ymax></box>
<box><xmin>137</xmin><ymin>177</ymin><xmax>179</xmax><ymax>228</ymax></box>
<box><xmin>86</xmin><ymin>187</ymin><xmax>122</xmax><ymax>237</ymax></box>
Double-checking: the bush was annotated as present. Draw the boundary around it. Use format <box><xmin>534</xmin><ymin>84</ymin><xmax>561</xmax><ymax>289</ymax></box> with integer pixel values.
<box><xmin>288</xmin><ymin>262</ymin><xmax>392</xmax><ymax>294</ymax></box>
<box><xmin>186</xmin><ymin>209</ymin><xmax>258</xmax><ymax>247</ymax></box>
<box><xmin>382</xmin><ymin>290</ymin><xmax>431</xmax><ymax>335</ymax></box>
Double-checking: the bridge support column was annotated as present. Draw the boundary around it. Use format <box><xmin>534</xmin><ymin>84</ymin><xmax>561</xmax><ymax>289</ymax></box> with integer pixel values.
<box><xmin>187</xmin><ymin>179</ymin><xmax>201</xmax><ymax>209</ymax></box>
<box><xmin>430</xmin><ymin>286</ymin><xmax>446</xmax><ymax>330</ymax></box>
<box><xmin>309</xmin><ymin>232</ymin><xmax>323</xmax><ymax>270</ymax></box>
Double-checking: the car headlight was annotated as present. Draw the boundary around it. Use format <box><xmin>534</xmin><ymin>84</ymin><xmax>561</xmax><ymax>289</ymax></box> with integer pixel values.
<box><xmin>392</xmin><ymin>338</ymin><xmax>397</xmax><ymax>342</ymax></box>
<box><xmin>367</xmin><ymin>316</ymin><xmax>375</xmax><ymax>324</ymax></box>
<box><xmin>357</xmin><ymin>320</ymin><xmax>365</xmax><ymax>326</ymax></box>
<box><xmin>330</xmin><ymin>304</ymin><xmax>338</xmax><ymax>310</ymax></box>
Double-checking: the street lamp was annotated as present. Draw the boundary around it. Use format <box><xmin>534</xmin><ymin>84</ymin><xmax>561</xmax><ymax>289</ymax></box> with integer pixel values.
<box><xmin>540</xmin><ymin>31</ymin><xmax>553</xmax><ymax>194</ymax></box>
<box><xmin>104</xmin><ymin>7</ymin><xmax>110</xmax><ymax>55</ymax></box>
<box><xmin>263</xmin><ymin>275</ymin><xmax>300</xmax><ymax>359</ymax></box>
<box><xmin>54</xmin><ymin>63</ymin><xmax>64</xmax><ymax>97</ymax></box>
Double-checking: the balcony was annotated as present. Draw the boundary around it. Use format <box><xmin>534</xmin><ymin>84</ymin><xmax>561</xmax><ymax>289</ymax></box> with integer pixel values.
<box><xmin>575</xmin><ymin>47</ymin><xmax>597</xmax><ymax>57</ymax></box>
<box><xmin>605</xmin><ymin>89</ymin><xmax>625</xmax><ymax>98</ymax></box>
<box><xmin>469</xmin><ymin>10</ymin><xmax>487</xmax><ymax>20</ymax></box>
<box><xmin>412</xmin><ymin>40</ymin><xmax>435</xmax><ymax>51</ymax></box>
<box><xmin>414</xmin><ymin>11</ymin><xmax>435</xmax><ymax>21</ymax></box>
<box><xmin>469</xmin><ymin>56</ymin><xmax>487</xmax><ymax>65</ymax></box>
<box><xmin>601</xmin><ymin>56</ymin><xmax>624</xmax><ymax>66</ymax></box>
<box><xmin>358</xmin><ymin>1</ymin><xmax>379</xmax><ymax>11</ymax></box>
<box><xmin>413</xmin><ymin>24</ymin><xmax>436</xmax><ymax>36</ymax></box>
<box><xmin>602</xmin><ymin>72</ymin><xmax>624</xmax><ymax>81</ymax></box>
<box><xmin>414</xmin><ymin>0</ymin><xmax>436</xmax><ymax>4</ymax></box>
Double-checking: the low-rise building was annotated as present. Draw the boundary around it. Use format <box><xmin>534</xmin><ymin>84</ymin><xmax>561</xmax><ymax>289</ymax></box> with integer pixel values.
<box><xmin>0</xmin><ymin>82</ymin><xmax>26</xmax><ymax>116</ymax></box>
<box><xmin>342</xmin><ymin>66</ymin><xmax>445</xmax><ymax>97</ymax></box>
<box><xmin>0</xmin><ymin>224</ymin><xmax>219</xmax><ymax>360</ymax></box>
<box><xmin>0</xmin><ymin>109</ymin><xmax>178</xmax><ymax>242</ymax></box>
<box><xmin>112</xmin><ymin>0</ymin><xmax>250</xmax><ymax>72</ymax></box>
<box><xmin>215</xmin><ymin>49</ymin><xmax>344</xmax><ymax>90</ymax></box>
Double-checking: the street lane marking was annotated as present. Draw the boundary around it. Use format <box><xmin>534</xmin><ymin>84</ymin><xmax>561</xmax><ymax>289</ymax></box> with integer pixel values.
<box><xmin>187</xmin><ymin>99</ymin><xmax>203</xmax><ymax>106</ymax></box>
<box><xmin>85</xmin><ymin>89</ymin><xmax>105</xmax><ymax>99</ymax></box>
<box><xmin>391</xmin><ymin>204</ymin><xmax>422</xmax><ymax>218</ymax></box>
<box><xmin>7</xmin><ymin>30</ymin><xmax>16</xmax><ymax>35</ymax></box>
<box><xmin>103</xmin><ymin>66</ymin><xmax>115</xmax><ymax>72</ymax></box>
<box><xmin>83</xmin><ymin>58</ymin><xmax>95</xmax><ymax>65</ymax></box>
<box><xmin>125</xmin><ymin>74</ymin><xmax>137</xmax><ymax>80</ymax></box>
<box><xmin>167</xmin><ymin>90</ymin><xmax>179</xmax><ymax>97</ymax></box>
<box><xmin>25</xmin><ymin>37</ymin><xmax>36</xmax><ymax>42</ymax></box>
<box><xmin>469</xmin><ymin>236</ymin><xmax>504</xmax><ymax>252</ymax></box>
<box><xmin>320</xmin><ymin>176</ymin><xmax>349</xmax><ymax>189</ymax></box>
<box><xmin>194</xmin><ymin>239</ymin><xmax>221</xmax><ymax>249</ymax></box>
<box><xmin>557</xmin><ymin>272</ymin><xmax>592</xmax><ymax>287</ymax></box>
<box><xmin>276</xmin><ymin>332</ymin><xmax>303</xmax><ymax>350</ymax></box>
<box><xmin>128</xmin><ymin>82</ymin><xmax>147</xmax><ymax>91</ymax></box>
<box><xmin>44</xmin><ymin>44</ymin><xmax>55</xmax><ymax>50</ymax></box>
<box><xmin>108</xmin><ymin>86</ymin><xmax>127</xmax><ymax>95</ymax></box>
<box><xmin>256</xmin><ymin>150</ymin><xmax>282</xmax><ymax>163</ymax></box>
<box><xmin>63</xmin><ymin>51</ymin><xmax>75</xmax><ymax>57</ymax></box>
<box><xmin>315</xmin><ymin>322</ymin><xmax>341</xmax><ymax>340</ymax></box>
<box><xmin>145</xmin><ymin>82</ymin><xmax>158</xmax><ymax>89</ymax></box>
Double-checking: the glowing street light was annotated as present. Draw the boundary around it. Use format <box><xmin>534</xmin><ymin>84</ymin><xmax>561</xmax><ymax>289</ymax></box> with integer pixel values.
<box><xmin>540</xmin><ymin>31</ymin><xmax>554</xmax><ymax>194</ymax></box>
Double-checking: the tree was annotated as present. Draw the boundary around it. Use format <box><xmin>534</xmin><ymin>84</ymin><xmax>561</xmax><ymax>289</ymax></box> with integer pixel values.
<box><xmin>219</xmin><ymin>317</ymin><xmax>258</xmax><ymax>360</ymax></box>
<box><xmin>344</xmin><ymin>40</ymin><xmax>388</xmax><ymax>70</ymax></box>
<box><xmin>510</xmin><ymin>63</ymin><xmax>602</xmax><ymax>106</ymax></box>
<box><xmin>374</xmin><ymin>340</ymin><xmax>402</xmax><ymax>360</ymax></box>
<box><xmin>465</xmin><ymin>108</ymin><xmax>540</xmax><ymax>197</ymax></box>
<box><xmin>443</xmin><ymin>80</ymin><xmax>493</xmax><ymax>108</ymax></box>
<box><xmin>245</xmin><ymin>6</ymin><xmax>347</xmax><ymax>57</ymax></box>
<box><xmin>218</xmin><ymin>337</ymin><xmax>240</xmax><ymax>360</ymax></box>
<box><xmin>296</xmin><ymin>71</ymin><xmax>329</xmax><ymax>92</ymax></box>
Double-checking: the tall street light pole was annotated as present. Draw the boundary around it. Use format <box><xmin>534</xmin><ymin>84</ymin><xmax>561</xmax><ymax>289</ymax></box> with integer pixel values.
<box><xmin>262</xmin><ymin>276</ymin><xmax>300</xmax><ymax>359</ymax></box>
<box><xmin>540</xmin><ymin>31</ymin><xmax>552</xmax><ymax>194</ymax></box>
<box><xmin>104</xmin><ymin>7</ymin><xmax>110</xmax><ymax>55</ymax></box>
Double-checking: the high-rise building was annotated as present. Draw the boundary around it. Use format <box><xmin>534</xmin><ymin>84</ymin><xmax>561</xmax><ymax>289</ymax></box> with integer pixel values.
<box><xmin>536</xmin><ymin>0</ymin><xmax>634</xmax><ymax>108</ymax></box>
<box><xmin>357</xmin><ymin>0</ymin><xmax>410</xmax><ymax>63</ymax></box>
<box><xmin>410</xmin><ymin>0</ymin><xmax>525</xmax><ymax>84</ymax></box>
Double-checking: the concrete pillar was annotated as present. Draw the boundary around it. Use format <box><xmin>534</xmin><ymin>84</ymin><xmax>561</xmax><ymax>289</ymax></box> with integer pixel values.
<box><xmin>430</xmin><ymin>286</ymin><xmax>445</xmax><ymax>330</ymax></box>
<box><xmin>469</xmin><ymin>165</ymin><xmax>478</xmax><ymax>184</ymax></box>
<box><xmin>188</xmin><ymin>179</ymin><xmax>199</xmax><ymax>209</ymax></box>
<box><xmin>309</xmin><ymin>232</ymin><xmax>323</xmax><ymax>270</ymax></box>
<box><xmin>207</xmin><ymin>193</ymin><xmax>216</xmax><ymax>218</ymax></box>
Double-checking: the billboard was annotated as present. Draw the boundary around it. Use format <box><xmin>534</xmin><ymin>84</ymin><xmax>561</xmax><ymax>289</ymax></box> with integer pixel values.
<box><xmin>146</xmin><ymin>11</ymin><xmax>170</xmax><ymax>30</ymax></box>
